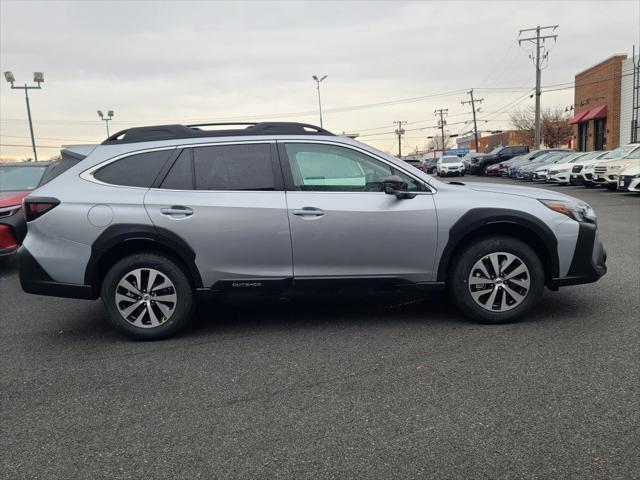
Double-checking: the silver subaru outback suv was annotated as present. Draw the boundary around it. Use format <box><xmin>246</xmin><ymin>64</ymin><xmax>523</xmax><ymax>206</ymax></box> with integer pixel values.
<box><xmin>18</xmin><ymin>122</ymin><xmax>606</xmax><ymax>340</ymax></box>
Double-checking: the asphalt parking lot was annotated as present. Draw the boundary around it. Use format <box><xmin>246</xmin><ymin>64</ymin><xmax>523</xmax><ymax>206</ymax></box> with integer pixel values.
<box><xmin>1</xmin><ymin>177</ymin><xmax>638</xmax><ymax>480</ymax></box>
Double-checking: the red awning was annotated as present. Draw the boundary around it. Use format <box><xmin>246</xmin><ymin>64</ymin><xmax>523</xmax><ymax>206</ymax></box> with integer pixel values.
<box><xmin>568</xmin><ymin>110</ymin><xmax>589</xmax><ymax>125</ymax></box>
<box><xmin>582</xmin><ymin>105</ymin><xmax>607</xmax><ymax>121</ymax></box>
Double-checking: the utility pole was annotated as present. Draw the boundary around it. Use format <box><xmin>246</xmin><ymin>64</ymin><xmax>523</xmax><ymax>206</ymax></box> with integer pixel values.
<box><xmin>519</xmin><ymin>25</ymin><xmax>559</xmax><ymax>150</ymax></box>
<box><xmin>393</xmin><ymin>121</ymin><xmax>407</xmax><ymax>158</ymax></box>
<box><xmin>3</xmin><ymin>71</ymin><xmax>44</xmax><ymax>161</ymax></box>
<box><xmin>434</xmin><ymin>109</ymin><xmax>448</xmax><ymax>153</ymax></box>
<box><xmin>461</xmin><ymin>89</ymin><xmax>483</xmax><ymax>153</ymax></box>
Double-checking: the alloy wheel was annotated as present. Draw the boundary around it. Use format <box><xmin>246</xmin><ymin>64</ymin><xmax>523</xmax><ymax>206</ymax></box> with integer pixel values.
<box><xmin>115</xmin><ymin>268</ymin><xmax>177</xmax><ymax>328</ymax></box>
<box><xmin>468</xmin><ymin>252</ymin><xmax>530</xmax><ymax>312</ymax></box>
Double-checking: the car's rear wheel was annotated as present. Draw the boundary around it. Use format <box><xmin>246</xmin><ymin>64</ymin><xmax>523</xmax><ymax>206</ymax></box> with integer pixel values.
<box><xmin>449</xmin><ymin>236</ymin><xmax>544</xmax><ymax>324</ymax></box>
<box><xmin>101</xmin><ymin>253</ymin><xmax>195</xmax><ymax>340</ymax></box>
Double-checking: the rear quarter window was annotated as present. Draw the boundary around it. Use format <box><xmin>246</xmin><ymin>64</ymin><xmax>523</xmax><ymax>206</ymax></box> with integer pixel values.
<box><xmin>93</xmin><ymin>150</ymin><xmax>174</xmax><ymax>187</ymax></box>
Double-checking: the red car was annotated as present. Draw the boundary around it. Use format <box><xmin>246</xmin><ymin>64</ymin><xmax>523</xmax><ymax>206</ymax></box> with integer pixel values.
<box><xmin>0</xmin><ymin>162</ymin><xmax>50</xmax><ymax>256</ymax></box>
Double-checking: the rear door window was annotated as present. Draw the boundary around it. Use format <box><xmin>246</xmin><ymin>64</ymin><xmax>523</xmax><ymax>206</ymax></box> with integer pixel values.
<box><xmin>94</xmin><ymin>150</ymin><xmax>173</xmax><ymax>187</ymax></box>
<box><xmin>193</xmin><ymin>144</ymin><xmax>275</xmax><ymax>191</ymax></box>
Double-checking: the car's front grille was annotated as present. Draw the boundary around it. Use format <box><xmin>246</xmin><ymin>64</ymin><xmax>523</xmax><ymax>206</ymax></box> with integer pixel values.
<box><xmin>548</xmin><ymin>170</ymin><xmax>560</xmax><ymax>176</ymax></box>
<box><xmin>594</xmin><ymin>166</ymin><xmax>607</xmax><ymax>174</ymax></box>
<box><xmin>572</xmin><ymin>165</ymin><xmax>583</xmax><ymax>173</ymax></box>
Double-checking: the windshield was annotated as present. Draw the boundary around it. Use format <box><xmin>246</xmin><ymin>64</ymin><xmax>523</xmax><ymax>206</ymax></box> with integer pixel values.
<box><xmin>441</xmin><ymin>157</ymin><xmax>460</xmax><ymax>163</ymax></box>
<box><xmin>531</xmin><ymin>153</ymin><xmax>554</xmax><ymax>163</ymax></box>
<box><xmin>544</xmin><ymin>152</ymin><xmax>572</xmax><ymax>164</ymax></box>
<box><xmin>579</xmin><ymin>151</ymin><xmax>605</xmax><ymax>161</ymax></box>
<box><xmin>601</xmin><ymin>145</ymin><xmax>637</xmax><ymax>159</ymax></box>
<box><xmin>622</xmin><ymin>147</ymin><xmax>640</xmax><ymax>159</ymax></box>
<box><xmin>487</xmin><ymin>146</ymin><xmax>502</xmax><ymax>154</ymax></box>
<box><xmin>564</xmin><ymin>153</ymin><xmax>587</xmax><ymax>163</ymax></box>
<box><xmin>0</xmin><ymin>164</ymin><xmax>47</xmax><ymax>192</ymax></box>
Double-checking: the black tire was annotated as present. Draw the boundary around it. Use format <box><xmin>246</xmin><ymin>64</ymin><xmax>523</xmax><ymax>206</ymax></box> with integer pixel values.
<box><xmin>448</xmin><ymin>236</ymin><xmax>544</xmax><ymax>324</ymax></box>
<box><xmin>101</xmin><ymin>253</ymin><xmax>195</xmax><ymax>340</ymax></box>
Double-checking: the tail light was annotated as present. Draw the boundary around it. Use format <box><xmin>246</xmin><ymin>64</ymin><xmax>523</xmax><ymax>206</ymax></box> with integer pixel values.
<box><xmin>23</xmin><ymin>197</ymin><xmax>60</xmax><ymax>222</ymax></box>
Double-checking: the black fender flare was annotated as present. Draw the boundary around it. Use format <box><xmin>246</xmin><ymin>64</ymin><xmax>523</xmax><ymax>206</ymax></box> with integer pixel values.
<box><xmin>436</xmin><ymin>208</ymin><xmax>559</xmax><ymax>282</ymax></box>
<box><xmin>84</xmin><ymin>224</ymin><xmax>203</xmax><ymax>288</ymax></box>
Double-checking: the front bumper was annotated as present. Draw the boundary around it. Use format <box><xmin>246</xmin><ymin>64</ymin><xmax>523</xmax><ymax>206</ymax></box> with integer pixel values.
<box><xmin>18</xmin><ymin>246</ymin><xmax>97</xmax><ymax>299</ymax></box>
<box><xmin>548</xmin><ymin>222</ymin><xmax>607</xmax><ymax>288</ymax></box>
<box><xmin>439</xmin><ymin>169</ymin><xmax>464</xmax><ymax>176</ymax></box>
<box><xmin>618</xmin><ymin>175</ymin><xmax>640</xmax><ymax>192</ymax></box>
<box><xmin>532</xmin><ymin>172</ymin><xmax>548</xmax><ymax>182</ymax></box>
<box><xmin>548</xmin><ymin>171</ymin><xmax>571</xmax><ymax>183</ymax></box>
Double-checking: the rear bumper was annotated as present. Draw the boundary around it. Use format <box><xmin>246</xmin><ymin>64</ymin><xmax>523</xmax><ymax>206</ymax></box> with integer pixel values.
<box><xmin>548</xmin><ymin>223</ymin><xmax>607</xmax><ymax>288</ymax></box>
<box><xmin>18</xmin><ymin>246</ymin><xmax>97</xmax><ymax>299</ymax></box>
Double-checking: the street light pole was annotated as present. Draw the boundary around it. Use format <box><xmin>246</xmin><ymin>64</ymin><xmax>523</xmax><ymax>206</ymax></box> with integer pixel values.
<box><xmin>97</xmin><ymin>110</ymin><xmax>114</xmax><ymax>137</ymax></box>
<box><xmin>4</xmin><ymin>71</ymin><xmax>44</xmax><ymax>161</ymax></box>
<box><xmin>312</xmin><ymin>75</ymin><xmax>327</xmax><ymax>128</ymax></box>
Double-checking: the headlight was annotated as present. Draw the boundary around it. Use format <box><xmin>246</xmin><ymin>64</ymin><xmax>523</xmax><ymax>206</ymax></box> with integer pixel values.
<box><xmin>609</xmin><ymin>165</ymin><xmax>622</xmax><ymax>171</ymax></box>
<box><xmin>539</xmin><ymin>199</ymin><xmax>596</xmax><ymax>224</ymax></box>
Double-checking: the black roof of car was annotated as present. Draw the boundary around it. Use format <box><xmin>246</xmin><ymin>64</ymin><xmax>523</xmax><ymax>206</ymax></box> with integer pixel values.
<box><xmin>102</xmin><ymin>122</ymin><xmax>335</xmax><ymax>145</ymax></box>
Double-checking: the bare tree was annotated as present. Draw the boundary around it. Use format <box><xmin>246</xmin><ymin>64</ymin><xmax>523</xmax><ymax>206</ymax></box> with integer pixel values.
<box><xmin>510</xmin><ymin>107</ymin><xmax>572</xmax><ymax>148</ymax></box>
<box><xmin>541</xmin><ymin>108</ymin><xmax>573</xmax><ymax>148</ymax></box>
<box><xmin>427</xmin><ymin>134</ymin><xmax>454</xmax><ymax>152</ymax></box>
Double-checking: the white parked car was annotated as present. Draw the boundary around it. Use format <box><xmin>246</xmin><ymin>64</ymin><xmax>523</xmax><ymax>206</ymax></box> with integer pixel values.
<box><xmin>569</xmin><ymin>151</ymin><xmax>609</xmax><ymax>185</ymax></box>
<box><xmin>593</xmin><ymin>146</ymin><xmax>640</xmax><ymax>189</ymax></box>
<box><xmin>436</xmin><ymin>155</ymin><xmax>465</xmax><ymax>177</ymax></box>
<box><xmin>581</xmin><ymin>144</ymin><xmax>640</xmax><ymax>187</ymax></box>
<box><xmin>617</xmin><ymin>164</ymin><xmax>640</xmax><ymax>192</ymax></box>
<box><xmin>532</xmin><ymin>152</ymin><xmax>588</xmax><ymax>182</ymax></box>
<box><xmin>548</xmin><ymin>151</ymin><xmax>604</xmax><ymax>184</ymax></box>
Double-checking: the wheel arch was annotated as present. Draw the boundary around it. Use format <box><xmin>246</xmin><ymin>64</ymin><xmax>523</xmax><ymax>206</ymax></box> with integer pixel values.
<box><xmin>437</xmin><ymin>209</ymin><xmax>559</xmax><ymax>286</ymax></box>
<box><xmin>84</xmin><ymin>224</ymin><xmax>203</xmax><ymax>296</ymax></box>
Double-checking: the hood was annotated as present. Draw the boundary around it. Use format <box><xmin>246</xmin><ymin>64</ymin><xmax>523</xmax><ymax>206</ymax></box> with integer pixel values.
<box><xmin>0</xmin><ymin>190</ymin><xmax>30</xmax><ymax>208</ymax></box>
<box><xmin>466</xmin><ymin>182</ymin><xmax>574</xmax><ymax>201</ymax></box>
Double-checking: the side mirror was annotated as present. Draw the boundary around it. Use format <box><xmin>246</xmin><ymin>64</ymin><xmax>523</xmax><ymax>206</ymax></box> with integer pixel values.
<box><xmin>383</xmin><ymin>175</ymin><xmax>415</xmax><ymax>199</ymax></box>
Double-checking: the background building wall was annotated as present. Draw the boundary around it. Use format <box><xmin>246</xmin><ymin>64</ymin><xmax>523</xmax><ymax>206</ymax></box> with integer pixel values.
<box><xmin>620</xmin><ymin>55</ymin><xmax>638</xmax><ymax>145</ymax></box>
<box><xmin>573</xmin><ymin>54</ymin><xmax>626</xmax><ymax>150</ymax></box>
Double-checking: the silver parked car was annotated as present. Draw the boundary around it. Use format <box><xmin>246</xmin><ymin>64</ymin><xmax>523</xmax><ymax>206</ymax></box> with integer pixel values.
<box><xmin>18</xmin><ymin>122</ymin><xmax>607</xmax><ymax>339</ymax></box>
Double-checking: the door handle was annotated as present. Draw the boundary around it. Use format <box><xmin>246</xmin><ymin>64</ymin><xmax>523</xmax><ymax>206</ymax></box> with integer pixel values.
<box><xmin>160</xmin><ymin>206</ymin><xmax>194</xmax><ymax>217</ymax></box>
<box><xmin>292</xmin><ymin>207</ymin><xmax>325</xmax><ymax>217</ymax></box>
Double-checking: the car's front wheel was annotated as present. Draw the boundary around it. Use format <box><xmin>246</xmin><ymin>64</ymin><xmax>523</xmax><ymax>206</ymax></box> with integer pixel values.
<box><xmin>101</xmin><ymin>253</ymin><xmax>195</xmax><ymax>340</ymax></box>
<box><xmin>449</xmin><ymin>236</ymin><xmax>544</xmax><ymax>324</ymax></box>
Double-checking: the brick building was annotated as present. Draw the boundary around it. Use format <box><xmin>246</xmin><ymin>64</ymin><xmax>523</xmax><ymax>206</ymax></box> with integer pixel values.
<box><xmin>568</xmin><ymin>55</ymin><xmax>627</xmax><ymax>151</ymax></box>
<box><xmin>469</xmin><ymin>130</ymin><xmax>533</xmax><ymax>153</ymax></box>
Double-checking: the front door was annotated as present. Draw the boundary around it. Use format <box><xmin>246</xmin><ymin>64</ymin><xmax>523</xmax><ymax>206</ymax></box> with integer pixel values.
<box><xmin>144</xmin><ymin>142</ymin><xmax>293</xmax><ymax>289</ymax></box>
<box><xmin>279</xmin><ymin>141</ymin><xmax>438</xmax><ymax>284</ymax></box>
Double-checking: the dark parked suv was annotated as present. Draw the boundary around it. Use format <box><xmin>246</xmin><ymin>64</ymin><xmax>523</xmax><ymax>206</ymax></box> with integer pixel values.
<box><xmin>469</xmin><ymin>145</ymin><xmax>530</xmax><ymax>175</ymax></box>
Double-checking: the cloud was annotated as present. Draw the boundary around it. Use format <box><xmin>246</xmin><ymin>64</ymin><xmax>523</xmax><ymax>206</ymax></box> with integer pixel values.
<box><xmin>1</xmin><ymin>0</ymin><xmax>637</xmax><ymax>158</ymax></box>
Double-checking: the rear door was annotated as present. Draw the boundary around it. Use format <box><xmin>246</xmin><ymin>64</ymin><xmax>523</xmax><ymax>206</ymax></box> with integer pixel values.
<box><xmin>144</xmin><ymin>142</ymin><xmax>293</xmax><ymax>289</ymax></box>
<box><xmin>279</xmin><ymin>141</ymin><xmax>438</xmax><ymax>284</ymax></box>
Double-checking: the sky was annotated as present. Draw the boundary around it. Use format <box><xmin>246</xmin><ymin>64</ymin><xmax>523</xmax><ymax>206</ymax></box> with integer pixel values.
<box><xmin>1</xmin><ymin>0</ymin><xmax>638</xmax><ymax>160</ymax></box>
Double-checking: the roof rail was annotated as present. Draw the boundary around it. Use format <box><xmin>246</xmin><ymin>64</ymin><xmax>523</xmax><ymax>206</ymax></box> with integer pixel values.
<box><xmin>101</xmin><ymin>122</ymin><xmax>334</xmax><ymax>145</ymax></box>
